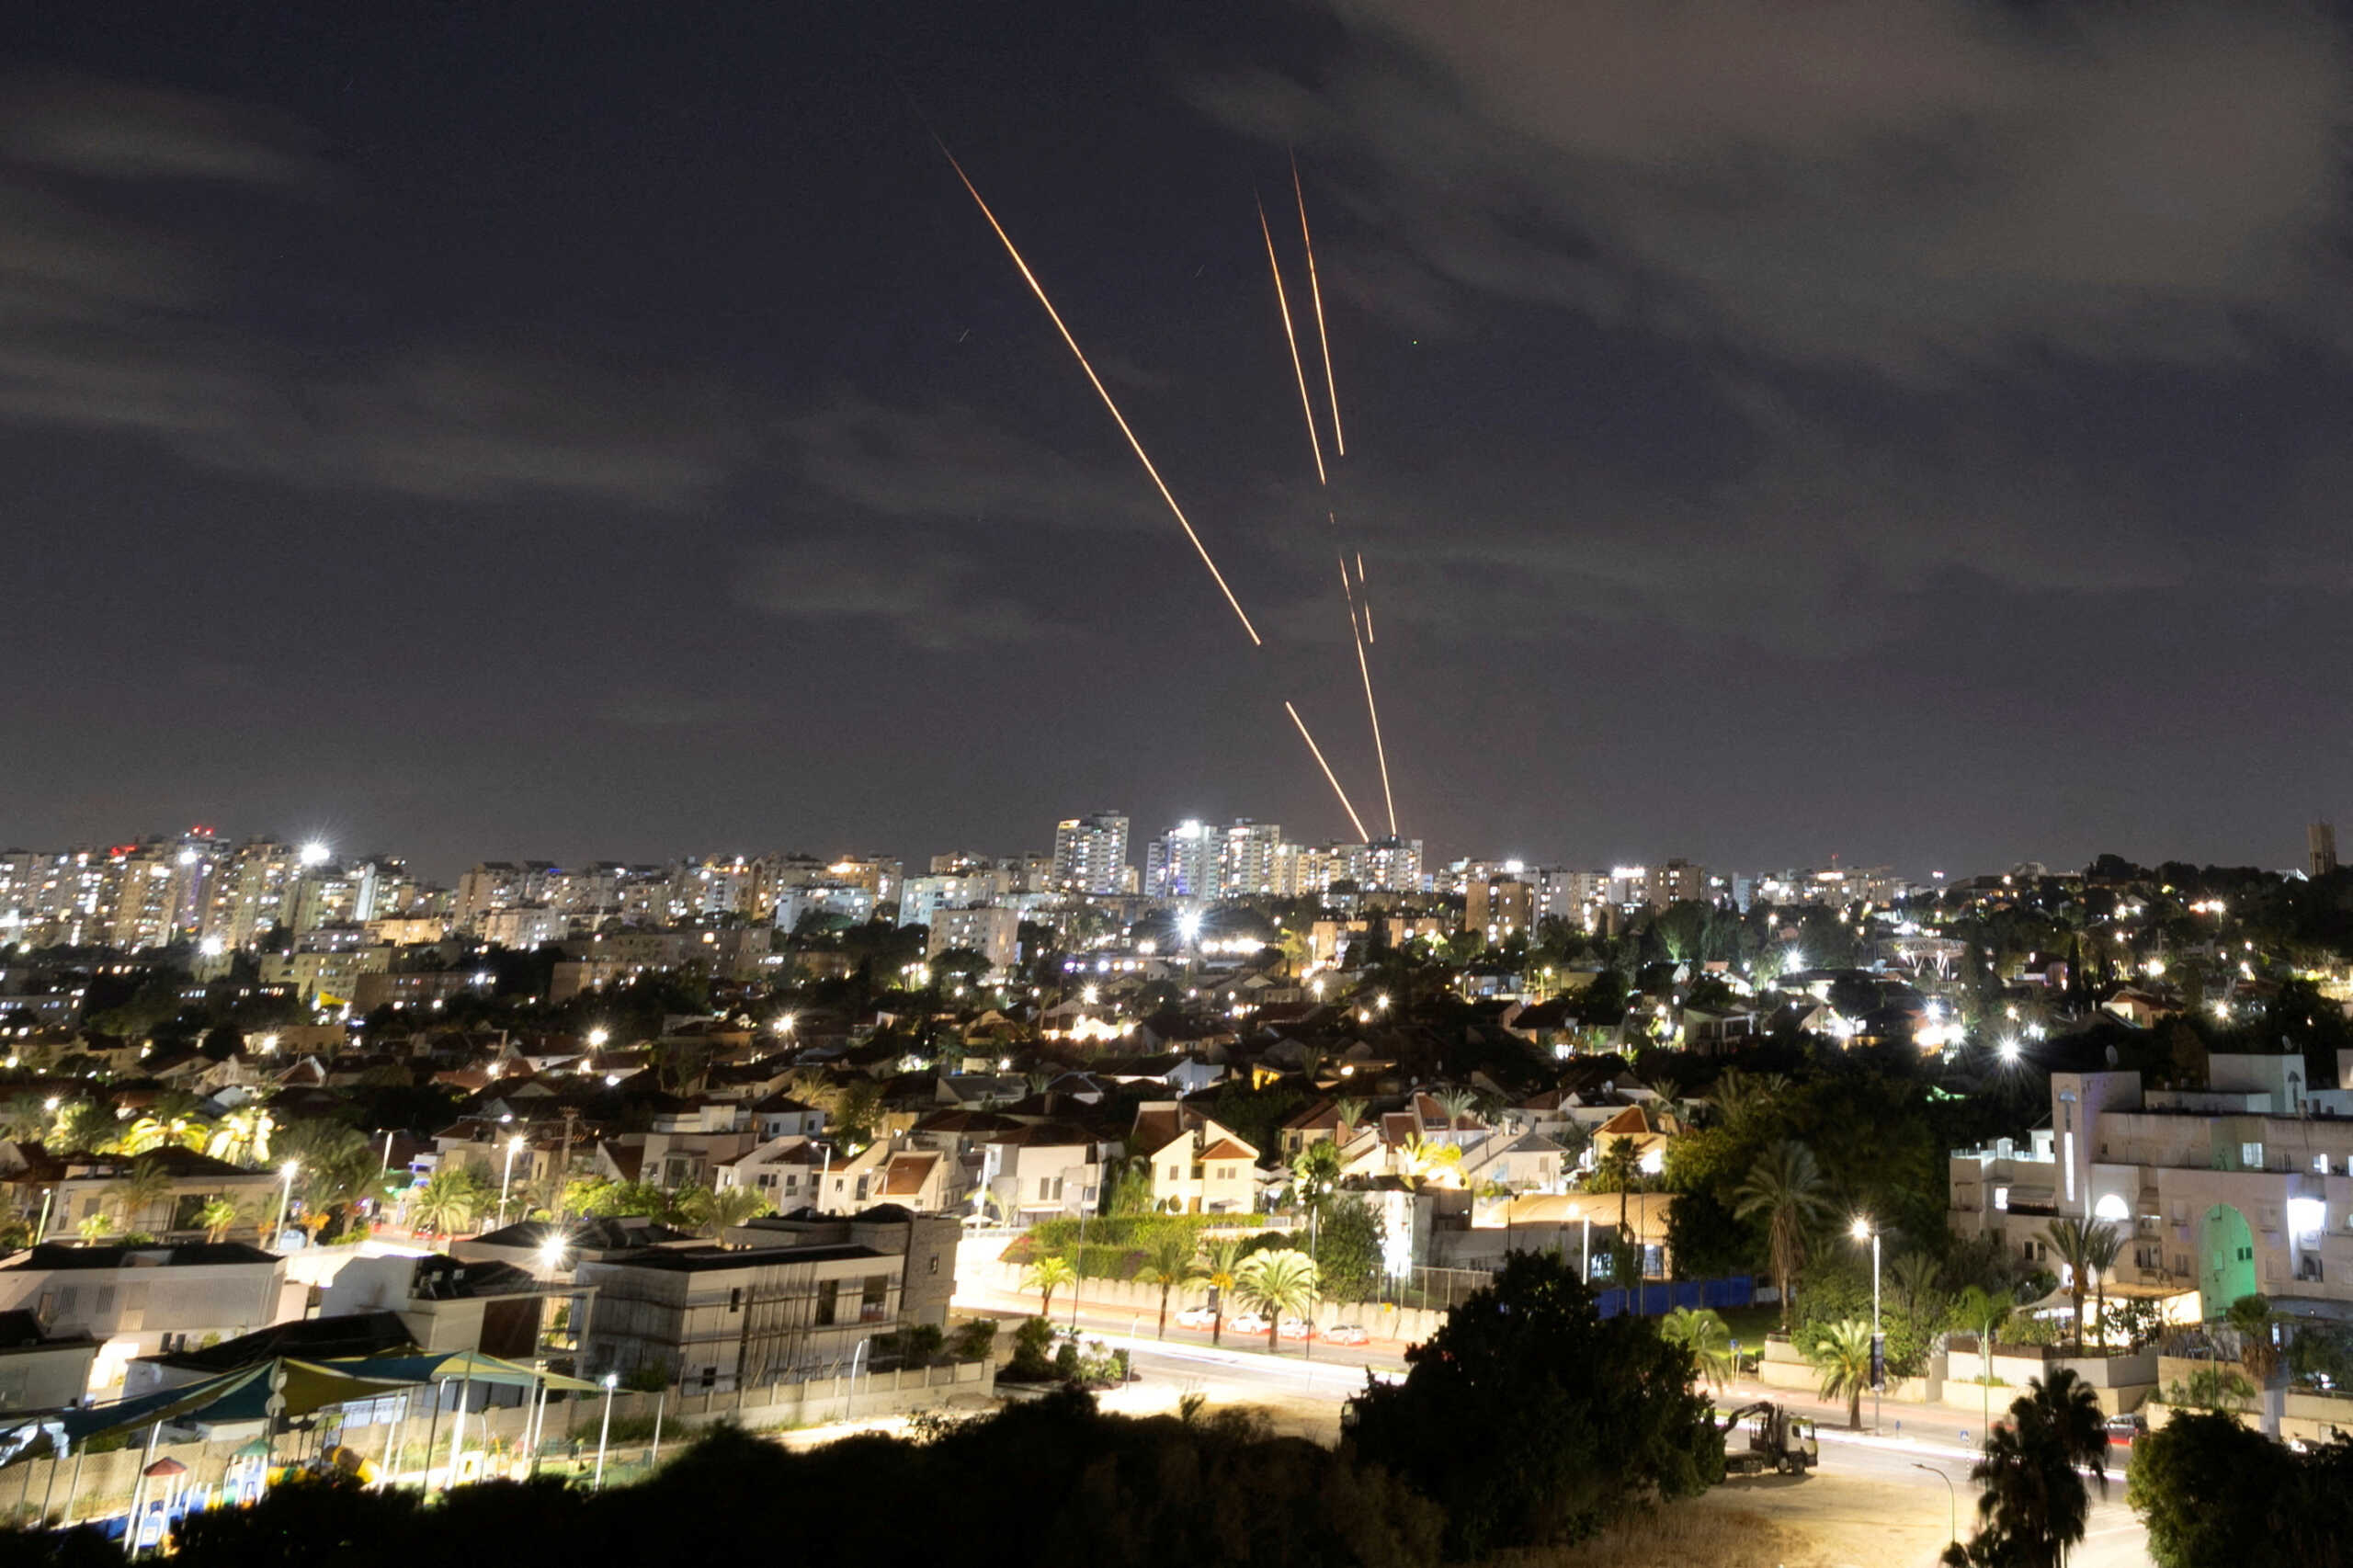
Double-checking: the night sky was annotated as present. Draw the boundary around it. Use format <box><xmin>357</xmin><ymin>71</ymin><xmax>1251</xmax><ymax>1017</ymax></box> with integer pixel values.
<box><xmin>10</xmin><ymin>2</ymin><xmax>2353</xmax><ymax>880</ymax></box>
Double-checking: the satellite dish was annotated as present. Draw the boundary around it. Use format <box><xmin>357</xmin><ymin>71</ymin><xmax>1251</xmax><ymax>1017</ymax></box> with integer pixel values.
<box><xmin>2106</xmin><ymin>1045</ymin><xmax>2119</xmax><ymax>1068</ymax></box>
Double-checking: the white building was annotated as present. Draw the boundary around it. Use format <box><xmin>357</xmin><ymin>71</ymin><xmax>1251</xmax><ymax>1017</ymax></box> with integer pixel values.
<box><xmin>1051</xmin><ymin>813</ymin><xmax>1130</xmax><ymax>896</ymax></box>
<box><xmin>926</xmin><ymin>906</ymin><xmax>1020</xmax><ymax>972</ymax></box>
<box><xmin>1950</xmin><ymin>1053</ymin><xmax>2353</xmax><ymax>1321</ymax></box>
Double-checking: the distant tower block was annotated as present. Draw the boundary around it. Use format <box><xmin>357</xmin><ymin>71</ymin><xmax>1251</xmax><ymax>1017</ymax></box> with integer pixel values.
<box><xmin>2312</xmin><ymin>821</ymin><xmax>2338</xmax><ymax>879</ymax></box>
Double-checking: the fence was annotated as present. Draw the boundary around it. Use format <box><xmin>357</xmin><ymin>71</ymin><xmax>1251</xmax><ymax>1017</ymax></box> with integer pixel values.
<box><xmin>0</xmin><ymin>1359</ymin><xmax>995</xmax><ymax>1535</ymax></box>
<box><xmin>1593</xmin><ymin>1277</ymin><xmax>1756</xmax><ymax>1319</ymax></box>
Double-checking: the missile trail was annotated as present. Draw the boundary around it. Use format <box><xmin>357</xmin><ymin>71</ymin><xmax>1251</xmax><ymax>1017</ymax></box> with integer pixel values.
<box><xmin>1285</xmin><ymin>700</ymin><xmax>1370</xmax><ymax>841</ymax></box>
<box><xmin>1256</xmin><ymin>195</ymin><xmax>1326</xmax><ymax>487</ymax></box>
<box><xmin>1291</xmin><ymin>155</ymin><xmax>1344</xmax><ymax>457</ymax></box>
<box><xmin>938</xmin><ymin>140</ymin><xmax>1261</xmax><ymax>645</ymax></box>
<box><xmin>1336</xmin><ymin>545</ymin><xmax>1398</xmax><ymax>836</ymax></box>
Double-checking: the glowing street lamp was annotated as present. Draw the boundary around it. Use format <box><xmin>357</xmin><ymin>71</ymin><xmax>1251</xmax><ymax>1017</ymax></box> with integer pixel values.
<box><xmin>299</xmin><ymin>842</ymin><xmax>331</xmax><ymax>868</ymax></box>
<box><xmin>274</xmin><ymin>1161</ymin><xmax>301</xmax><ymax>1248</ymax></box>
<box><xmin>594</xmin><ymin>1372</ymin><xmax>620</xmax><ymax>1489</ymax></box>
<box><xmin>1851</xmin><ymin>1217</ymin><xmax>1882</xmax><ymax>1431</ymax></box>
<box><xmin>586</xmin><ymin>1027</ymin><xmax>609</xmax><ymax>1050</ymax></box>
<box><xmin>498</xmin><ymin>1134</ymin><xmax>527</xmax><ymax>1228</ymax></box>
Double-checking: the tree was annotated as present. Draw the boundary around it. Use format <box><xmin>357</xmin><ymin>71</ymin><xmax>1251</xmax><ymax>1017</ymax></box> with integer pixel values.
<box><xmin>107</xmin><ymin>1157</ymin><xmax>177</xmax><ymax>1233</ymax></box>
<box><xmin>1233</xmin><ymin>1249</ymin><xmax>1319</xmax><ymax>1351</ymax></box>
<box><xmin>1658</xmin><ymin>1306</ymin><xmax>1734</xmax><ymax>1389</ymax></box>
<box><xmin>1135</xmin><ymin>1228</ymin><xmax>1195</xmax><ymax>1339</ymax></box>
<box><xmin>1346</xmin><ymin>1250</ymin><xmax>1722</xmax><ymax>1558</ymax></box>
<box><xmin>195</xmin><ymin>1195</ymin><xmax>247</xmax><ymax>1243</ymax></box>
<box><xmin>1396</xmin><ymin>1135</ymin><xmax>1462</xmax><ymax>1190</ymax></box>
<box><xmin>2081</xmin><ymin>1222</ymin><xmax>2122</xmax><ymax>1349</ymax></box>
<box><xmin>1290</xmin><ymin>1140</ymin><xmax>1343</xmax><ymax>1212</ymax></box>
<box><xmin>1020</xmin><ymin>1253</ymin><xmax>1074</xmax><ymax>1319</ymax></box>
<box><xmin>2128</xmin><ymin>1410</ymin><xmax>2298</xmax><ymax>1568</ymax></box>
<box><xmin>2040</xmin><ymin>1217</ymin><xmax>2114</xmax><ymax>1357</ymax></box>
<box><xmin>0</xmin><ymin>1095</ymin><xmax>49</xmax><ymax>1143</ymax></box>
<box><xmin>408</xmin><ymin>1165</ymin><xmax>488</xmax><ymax>1240</ymax></box>
<box><xmin>678</xmin><ymin>1184</ymin><xmax>770</xmax><ymax>1238</ymax></box>
<box><xmin>276</xmin><ymin>1119</ymin><xmax>381</xmax><ymax>1234</ymax></box>
<box><xmin>1808</xmin><ymin>1318</ymin><xmax>1875</xmax><ymax>1429</ymax></box>
<box><xmin>1313</xmin><ymin>1198</ymin><xmax>1381</xmax><ymax>1305</ymax></box>
<box><xmin>1731</xmin><ymin>1140</ymin><xmax>1835</xmax><ymax>1329</ymax></box>
<box><xmin>1589</xmin><ymin>1137</ymin><xmax>1643</xmax><ymax>1237</ymax></box>
<box><xmin>1196</xmin><ymin>1237</ymin><xmax>1241</xmax><ymax>1346</ymax></box>
<box><xmin>1952</xmin><ymin>1370</ymin><xmax>2107</xmax><ymax>1568</ymax></box>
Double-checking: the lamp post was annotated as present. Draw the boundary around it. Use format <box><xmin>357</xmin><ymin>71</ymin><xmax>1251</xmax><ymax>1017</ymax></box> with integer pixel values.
<box><xmin>274</xmin><ymin>1161</ymin><xmax>300</xmax><ymax>1249</ymax></box>
<box><xmin>1851</xmin><ymin>1218</ymin><xmax>1881</xmax><ymax>1432</ymax></box>
<box><xmin>1914</xmin><ymin>1461</ymin><xmax>1956</xmax><ymax>1550</ymax></box>
<box><xmin>593</xmin><ymin>1372</ymin><xmax>619</xmax><ymax>1490</ymax></box>
<box><xmin>497</xmin><ymin>1135</ymin><xmax>526</xmax><ymax>1228</ymax></box>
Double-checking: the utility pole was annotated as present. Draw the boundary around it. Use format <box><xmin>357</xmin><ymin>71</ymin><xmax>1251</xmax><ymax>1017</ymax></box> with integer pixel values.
<box><xmin>556</xmin><ymin>1108</ymin><xmax>580</xmax><ymax>1218</ymax></box>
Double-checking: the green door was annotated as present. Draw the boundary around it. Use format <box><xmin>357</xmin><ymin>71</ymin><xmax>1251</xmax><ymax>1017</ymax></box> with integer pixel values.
<box><xmin>2198</xmin><ymin>1204</ymin><xmax>2258</xmax><ymax>1319</ymax></box>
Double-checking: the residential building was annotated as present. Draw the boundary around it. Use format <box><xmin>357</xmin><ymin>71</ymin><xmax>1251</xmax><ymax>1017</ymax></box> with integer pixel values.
<box><xmin>0</xmin><ymin>1243</ymin><xmax>290</xmax><ymax>1393</ymax></box>
<box><xmin>1130</xmin><ymin>1102</ymin><xmax>1259</xmax><ymax>1214</ymax></box>
<box><xmin>1466</xmin><ymin>876</ymin><xmax>1534</xmax><ymax>947</ymax></box>
<box><xmin>1143</xmin><ymin>820</ymin><xmax>1219</xmax><ymax>901</ymax></box>
<box><xmin>1051</xmin><ymin>813</ymin><xmax>1130</xmax><ymax>896</ymax></box>
<box><xmin>1948</xmin><ymin>1054</ymin><xmax>2353</xmax><ymax>1320</ymax></box>
<box><xmin>576</xmin><ymin>1240</ymin><xmax>904</xmax><ymax>1391</ymax></box>
<box><xmin>2314</xmin><ymin>822</ymin><xmax>2339</xmax><ymax>880</ymax></box>
<box><xmin>0</xmin><ymin>1312</ymin><xmax>97</xmax><ymax>1412</ymax></box>
<box><xmin>926</xmin><ymin>905</ymin><xmax>1020</xmax><ymax>971</ymax></box>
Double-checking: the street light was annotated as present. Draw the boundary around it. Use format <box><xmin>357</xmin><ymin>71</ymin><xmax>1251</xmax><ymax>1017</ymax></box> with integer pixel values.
<box><xmin>274</xmin><ymin>1161</ymin><xmax>300</xmax><ymax>1249</ymax></box>
<box><xmin>1851</xmin><ymin>1217</ymin><xmax>1881</xmax><ymax>1432</ymax></box>
<box><xmin>586</xmin><ymin>1027</ymin><xmax>609</xmax><ymax>1049</ymax></box>
<box><xmin>497</xmin><ymin>1135</ymin><xmax>526</xmax><ymax>1229</ymax></box>
<box><xmin>594</xmin><ymin>1372</ymin><xmax>619</xmax><ymax>1489</ymax></box>
<box><xmin>1914</xmin><ymin>1461</ymin><xmax>1956</xmax><ymax>1550</ymax></box>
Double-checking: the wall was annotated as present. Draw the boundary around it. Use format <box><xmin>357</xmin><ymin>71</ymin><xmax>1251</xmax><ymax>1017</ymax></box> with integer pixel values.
<box><xmin>957</xmin><ymin>1259</ymin><xmax>1449</xmax><ymax>1346</ymax></box>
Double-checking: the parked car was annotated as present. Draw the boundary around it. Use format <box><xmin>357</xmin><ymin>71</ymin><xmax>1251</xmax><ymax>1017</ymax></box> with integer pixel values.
<box><xmin>1279</xmin><ymin>1316</ymin><xmax>1316</xmax><ymax>1341</ymax></box>
<box><xmin>1175</xmin><ymin>1306</ymin><xmax>1216</xmax><ymax>1330</ymax></box>
<box><xmin>1228</xmin><ymin>1312</ymin><xmax>1271</xmax><ymax>1336</ymax></box>
<box><xmin>2106</xmin><ymin>1414</ymin><xmax>2147</xmax><ymax>1451</ymax></box>
<box><xmin>1323</xmin><ymin>1323</ymin><xmax>1370</xmax><ymax>1346</ymax></box>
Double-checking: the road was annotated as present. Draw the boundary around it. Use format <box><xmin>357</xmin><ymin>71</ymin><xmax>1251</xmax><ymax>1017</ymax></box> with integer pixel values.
<box><xmin>959</xmin><ymin>1285</ymin><xmax>2153</xmax><ymax>1566</ymax></box>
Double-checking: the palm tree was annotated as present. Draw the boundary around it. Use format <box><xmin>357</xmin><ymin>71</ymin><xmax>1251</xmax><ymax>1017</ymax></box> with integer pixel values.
<box><xmin>680</xmin><ymin>1184</ymin><xmax>771</xmax><ymax>1239</ymax></box>
<box><xmin>1196</xmin><ymin>1238</ymin><xmax>1242</xmax><ymax>1346</ymax></box>
<box><xmin>277</xmin><ymin>1120</ymin><xmax>382</xmax><ymax>1235</ymax></box>
<box><xmin>195</xmin><ymin>1195</ymin><xmax>249</xmax><ymax>1243</ymax></box>
<box><xmin>206</xmin><ymin>1106</ymin><xmax>272</xmax><ymax>1166</ymax></box>
<box><xmin>1233</xmin><ymin>1249</ymin><xmax>1320</xmax><ymax>1352</ymax></box>
<box><xmin>76</xmin><ymin>1213</ymin><xmax>116</xmax><ymax>1244</ymax></box>
<box><xmin>1396</xmin><ymin>1135</ymin><xmax>1462</xmax><ymax>1190</ymax></box>
<box><xmin>0</xmin><ymin>1096</ymin><xmax>50</xmax><ymax>1143</ymax></box>
<box><xmin>409</xmin><ymin>1166</ymin><xmax>485</xmax><ymax>1240</ymax></box>
<box><xmin>2040</xmin><ymin>1217</ymin><xmax>2108</xmax><ymax>1356</ymax></box>
<box><xmin>1809</xmin><ymin>1318</ymin><xmax>1875</xmax><ymax>1429</ymax></box>
<box><xmin>1020</xmin><ymin>1253</ymin><xmax>1075</xmax><ymax>1319</ymax></box>
<box><xmin>1135</xmin><ymin>1228</ymin><xmax>1196</xmax><ymax>1338</ymax></box>
<box><xmin>1659</xmin><ymin>1305</ymin><xmax>1735</xmax><ymax>1388</ymax></box>
<box><xmin>2080</xmin><ymin>1222</ymin><xmax>2122</xmax><ymax>1350</ymax></box>
<box><xmin>107</xmin><ymin>1157</ymin><xmax>176</xmax><ymax>1234</ymax></box>
<box><xmin>1588</xmin><ymin>1137</ymin><xmax>1643</xmax><ymax>1236</ymax></box>
<box><xmin>1331</xmin><ymin>1096</ymin><xmax>1367</xmax><ymax>1139</ymax></box>
<box><xmin>1429</xmin><ymin>1087</ymin><xmax>1478</xmax><ymax>1128</ymax></box>
<box><xmin>50</xmin><ymin>1100</ymin><xmax>119</xmax><ymax>1155</ymax></box>
<box><xmin>1958</xmin><ymin>1370</ymin><xmax>2106</xmax><ymax>1567</ymax></box>
<box><xmin>1731</xmin><ymin>1140</ymin><xmax>1836</xmax><ymax>1330</ymax></box>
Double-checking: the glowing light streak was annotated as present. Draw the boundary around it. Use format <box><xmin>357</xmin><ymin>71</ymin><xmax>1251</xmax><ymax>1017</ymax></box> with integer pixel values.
<box><xmin>939</xmin><ymin>142</ymin><xmax>1260</xmax><ymax>644</ymax></box>
<box><xmin>1292</xmin><ymin>155</ymin><xmax>1344</xmax><ymax>457</ymax></box>
<box><xmin>1285</xmin><ymin>700</ymin><xmax>1370</xmax><ymax>840</ymax></box>
<box><xmin>1257</xmin><ymin>195</ymin><xmax>1326</xmax><ymax>486</ymax></box>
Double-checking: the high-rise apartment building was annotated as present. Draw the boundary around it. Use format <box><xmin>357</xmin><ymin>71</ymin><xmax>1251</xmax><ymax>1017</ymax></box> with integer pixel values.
<box><xmin>1051</xmin><ymin>813</ymin><xmax>1130</xmax><ymax>896</ymax></box>
<box><xmin>1220</xmin><ymin>820</ymin><xmax>1283</xmax><ymax>898</ymax></box>
<box><xmin>2313</xmin><ymin>822</ymin><xmax>2338</xmax><ymax>880</ymax></box>
<box><xmin>1144</xmin><ymin>820</ymin><xmax>1220</xmax><ymax>900</ymax></box>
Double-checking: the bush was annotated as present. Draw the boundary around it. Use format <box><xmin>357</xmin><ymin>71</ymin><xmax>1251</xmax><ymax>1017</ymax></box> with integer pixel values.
<box><xmin>877</xmin><ymin>1324</ymin><xmax>943</xmax><ymax>1368</ymax></box>
<box><xmin>949</xmin><ymin>1319</ymin><xmax>996</xmax><ymax>1363</ymax></box>
<box><xmin>1006</xmin><ymin>1316</ymin><xmax>1056</xmax><ymax>1381</ymax></box>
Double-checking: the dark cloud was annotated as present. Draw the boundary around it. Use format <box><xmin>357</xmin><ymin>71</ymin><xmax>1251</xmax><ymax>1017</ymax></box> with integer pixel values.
<box><xmin>734</xmin><ymin>538</ymin><xmax>1048</xmax><ymax>650</ymax></box>
<box><xmin>1196</xmin><ymin>1</ymin><xmax>2353</xmax><ymax>377</ymax></box>
<box><xmin>0</xmin><ymin>75</ymin><xmax>743</xmax><ymax>510</ymax></box>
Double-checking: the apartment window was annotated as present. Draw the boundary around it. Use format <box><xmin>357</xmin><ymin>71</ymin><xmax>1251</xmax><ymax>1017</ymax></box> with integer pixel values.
<box><xmin>855</xmin><ymin>1176</ymin><xmax>870</xmax><ymax>1202</ymax></box>
<box><xmin>813</xmin><ymin>1279</ymin><xmax>839</xmax><ymax>1326</ymax></box>
<box><xmin>1993</xmin><ymin>1187</ymin><xmax>2009</xmax><ymax>1211</ymax></box>
<box><xmin>2322</xmin><ymin>1155</ymin><xmax>2336</xmax><ymax>1175</ymax></box>
<box><xmin>927</xmin><ymin>1256</ymin><xmax>939</xmax><ymax>1277</ymax></box>
<box><xmin>858</xmin><ymin>1275</ymin><xmax>889</xmax><ymax>1324</ymax></box>
<box><xmin>1166</xmin><ymin>1165</ymin><xmax>1180</xmax><ymax>1181</ymax></box>
<box><xmin>1039</xmin><ymin>1177</ymin><xmax>1052</xmax><ymax>1201</ymax></box>
<box><xmin>728</xmin><ymin>1288</ymin><xmax>742</xmax><ymax>1313</ymax></box>
<box><xmin>2243</xmin><ymin>1142</ymin><xmax>2265</xmax><ymax>1169</ymax></box>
